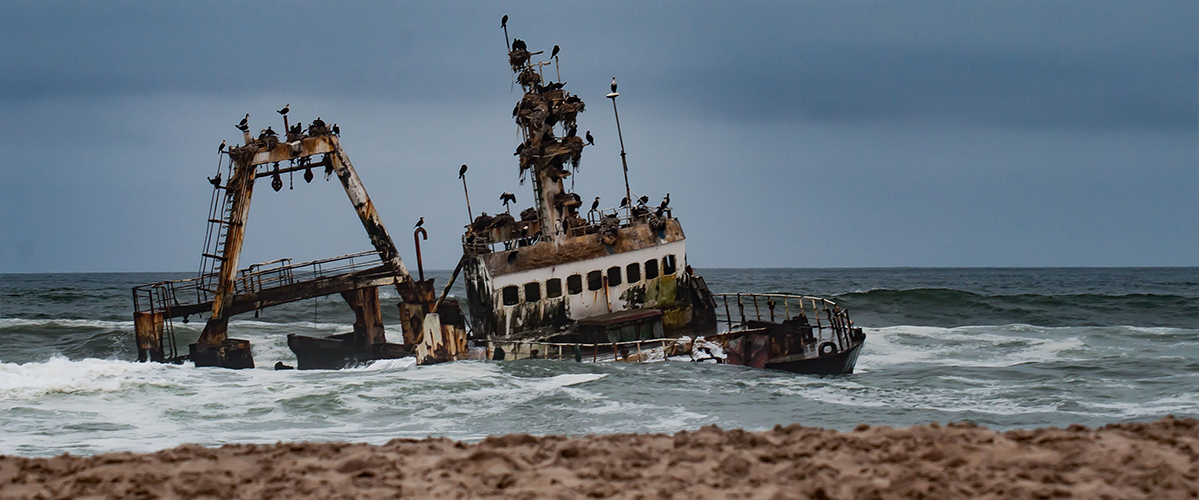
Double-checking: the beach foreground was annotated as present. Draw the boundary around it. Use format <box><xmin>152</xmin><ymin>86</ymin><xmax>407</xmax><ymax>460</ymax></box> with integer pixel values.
<box><xmin>2</xmin><ymin>417</ymin><xmax>1195</xmax><ymax>499</ymax></box>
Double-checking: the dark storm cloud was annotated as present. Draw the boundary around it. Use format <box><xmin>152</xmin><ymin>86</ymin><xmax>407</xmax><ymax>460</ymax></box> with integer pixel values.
<box><xmin>3</xmin><ymin>1</ymin><xmax>1194</xmax><ymax>129</ymax></box>
<box><xmin>1</xmin><ymin>1</ymin><xmax>1195</xmax><ymax>272</ymax></box>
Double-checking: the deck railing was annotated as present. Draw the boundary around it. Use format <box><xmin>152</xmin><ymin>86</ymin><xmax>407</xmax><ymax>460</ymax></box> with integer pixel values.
<box><xmin>713</xmin><ymin>293</ymin><xmax>858</xmax><ymax>354</ymax></box>
<box><xmin>132</xmin><ymin>250</ymin><xmax>384</xmax><ymax>316</ymax></box>
<box><xmin>462</xmin><ymin>208</ymin><xmax>673</xmax><ymax>253</ymax></box>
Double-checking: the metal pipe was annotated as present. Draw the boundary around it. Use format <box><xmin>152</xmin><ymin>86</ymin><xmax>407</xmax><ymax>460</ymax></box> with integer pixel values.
<box><xmin>461</xmin><ymin>173</ymin><xmax>473</xmax><ymax>222</ymax></box>
<box><xmin>413</xmin><ymin>227</ymin><xmax>428</xmax><ymax>281</ymax></box>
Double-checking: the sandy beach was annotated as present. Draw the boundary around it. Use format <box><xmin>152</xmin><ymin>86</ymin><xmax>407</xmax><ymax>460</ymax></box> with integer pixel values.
<box><xmin>2</xmin><ymin>416</ymin><xmax>1195</xmax><ymax>499</ymax></box>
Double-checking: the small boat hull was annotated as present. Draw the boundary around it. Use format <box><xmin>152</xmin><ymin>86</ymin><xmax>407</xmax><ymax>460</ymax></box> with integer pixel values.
<box><xmin>764</xmin><ymin>340</ymin><xmax>864</xmax><ymax>375</ymax></box>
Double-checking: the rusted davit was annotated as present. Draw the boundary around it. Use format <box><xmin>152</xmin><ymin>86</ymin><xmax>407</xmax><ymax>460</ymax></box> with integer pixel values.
<box><xmin>131</xmin><ymin>114</ymin><xmax>467</xmax><ymax>369</ymax></box>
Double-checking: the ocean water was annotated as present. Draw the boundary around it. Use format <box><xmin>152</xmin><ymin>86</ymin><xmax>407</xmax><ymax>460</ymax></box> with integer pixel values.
<box><xmin>1</xmin><ymin>268</ymin><xmax>1196</xmax><ymax>457</ymax></box>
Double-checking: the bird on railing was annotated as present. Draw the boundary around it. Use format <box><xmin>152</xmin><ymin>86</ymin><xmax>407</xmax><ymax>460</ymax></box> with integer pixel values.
<box><xmin>591</xmin><ymin>196</ymin><xmax>600</xmax><ymax>212</ymax></box>
<box><xmin>638</xmin><ymin>195</ymin><xmax>649</xmax><ymax>206</ymax></box>
<box><xmin>620</xmin><ymin>196</ymin><xmax>629</xmax><ymax>208</ymax></box>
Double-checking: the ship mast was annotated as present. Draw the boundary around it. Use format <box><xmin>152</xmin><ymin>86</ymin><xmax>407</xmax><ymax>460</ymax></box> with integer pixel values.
<box><xmin>507</xmin><ymin>27</ymin><xmax>587</xmax><ymax>242</ymax></box>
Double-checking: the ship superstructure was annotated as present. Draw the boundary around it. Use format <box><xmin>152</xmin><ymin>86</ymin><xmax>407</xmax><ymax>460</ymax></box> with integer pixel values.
<box><xmin>460</xmin><ymin>30</ymin><xmax>718</xmax><ymax>343</ymax></box>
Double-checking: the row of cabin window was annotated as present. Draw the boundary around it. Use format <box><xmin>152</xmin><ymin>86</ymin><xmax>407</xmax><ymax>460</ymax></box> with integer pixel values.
<box><xmin>501</xmin><ymin>254</ymin><xmax>678</xmax><ymax>306</ymax></box>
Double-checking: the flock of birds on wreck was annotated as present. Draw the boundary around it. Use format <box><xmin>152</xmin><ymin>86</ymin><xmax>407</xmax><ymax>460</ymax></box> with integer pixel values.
<box><xmin>210</xmin><ymin>26</ymin><xmax>671</xmax><ymax>235</ymax></box>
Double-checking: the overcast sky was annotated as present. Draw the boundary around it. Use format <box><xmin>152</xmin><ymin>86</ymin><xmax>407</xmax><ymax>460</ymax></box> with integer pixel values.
<box><xmin>2</xmin><ymin>1</ymin><xmax>1196</xmax><ymax>272</ymax></box>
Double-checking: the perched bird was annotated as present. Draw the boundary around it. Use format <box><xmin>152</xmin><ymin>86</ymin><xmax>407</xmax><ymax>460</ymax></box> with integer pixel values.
<box><xmin>512</xmin><ymin>39</ymin><xmax>527</xmax><ymax>51</ymax></box>
<box><xmin>501</xmin><ymin>15</ymin><xmax>508</xmax><ymax>29</ymax></box>
<box><xmin>277</xmin><ymin>103</ymin><xmax>290</xmax><ymax>115</ymax></box>
<box><xmin>514</xmin><ymin>143</ymin><xmax>526</xmax><ymax>156</ymax></box>
<box><xmin>236</xmin><ymin>113</ymin><xmax>249</xmax><ymax>131</ymax></box>
<box><xmin>512</xmin><ymin>103</ymin><xmax>520</xmax><ymax>117</ymax></box>
<box><xmin>661</xmin><ymin>193</ymin><xmax>670</xmax><ymax>208</ymax></box>
<box><xmin>500</xmin><ymin>192</ymin><xmax>517</xmax><ymax>208</ymax></box>
<box><xmin>585</xmin><ymin>131</ymin><xmax>594</xmax><ymax>146</ymax></box>
<box><xmin>566</xmin><ymin>125</ymin><xmax>577</xmax><ymax>138</ymax></box>
<box><xmin>551</xmin><ymin>45</ymin><xmax>560</xmax><ymax>59</ymax></box>
<box><xmin>208</xmin><ymin>173</ymin><xmax>222</xmax><ymax>187</ymax></box>
<box><xmin>638</xmin><ymin>195</ymin><xmax>649</xmax><ymax>206</ymax></box>
<box><xmin>458</xmin><ymin>164</ymin><xmax>468</xmax><ymax>179</ymax></box>
<box><xmin>620</xmin><ymin>196</ymin><xmax>629</xmax><ymax>208</ymax></box>
<box><xmin>218</xmin><ymin>140</ymin><xmax>226</xmax><ymax>153</ymax></box>
<box><xmin>332</xmin><ymin>123</ymin><xmax>340</xmax><ymax>135</ymax></box>
<box><xmin>414</xmin><ymin>217</ymin><xmax>425</xmax><ymax>229</ymax></box>
<box><xmin>611</xmin><ymin>77</ymin><xmax>617</xmax><ymax>93</ymax></box>
<box><xmin>591</xmin><ymin>196</ymin><xmax>600</xmax><ymax>212</ymax></box>
<box><xmin>264</xmin><ymin>126</ymin><xmax>276</xmax><ymax>136</ymax></box>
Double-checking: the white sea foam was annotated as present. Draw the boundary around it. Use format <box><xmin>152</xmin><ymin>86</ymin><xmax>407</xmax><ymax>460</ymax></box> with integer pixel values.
<box><xmin>0</xmin><ymin>318</ymin><xmax>134</xmax><ymax>329</ymax></box>
<box><xmin>0</xmin><ymin>357</ymin><xmax>188</xmax><ymax>399</ymax></box>
<box><xmin>858</xmin><ymin>324</ymin><xmax>1089</xmax><ymax>369</ymax></box>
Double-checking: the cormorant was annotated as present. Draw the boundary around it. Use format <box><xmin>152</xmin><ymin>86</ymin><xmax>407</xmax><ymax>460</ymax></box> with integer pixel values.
<box><xmin>332</xmin><ymin>124</ymin><xmax>340</xmax><ymax>135</ymax></box>
<box><xmin>638</xmin><ymin>195</ymin><xmax>649</xmax><ymax>206</ymax></box>
<box><xmin>458</xmin><ymin>164</ymin><xmax>468</xmax><ymax>179</ymax></box>
<box><xmin>501</xmin><ymin>15</ymin><xmax>508</xmax><ymax>29</ymax></box>
<box><xmin>277</xmin><ymin>103</ymin><xmax>290</xmax><ymax>115</ymax></box>
<box><xmin>585</xmin><ymin>131</ymin><xmax>594</xmax><ymax>146</ymax></box>
<box><xmin>512</xmin><ymin>39</ymin><xmax>527</xmax><ymax>51</ymax></box>
<box><xmin>551</xmin><ymin>45</ymin><xmax>560</xmax><ymax>59</ymax></box>
<box><xmin>512</xmin><ymin>103</ymin><xmax>520</xmax><ymax>117</ymax></box>
<box><xmin>500</xmin><ymin>192</ymin><xmax>517</xmax><ymax>205</ymax></box>
<box><xmin>620</xmin><ymin>196</ymin><xmax>629</xmax><ymax>208</ymax></box>
<box><xmin>414</xmin><ymin>217</ymin><xmax>425</xmax><ymax>229</ymax></box>
<box><xmin>661</xmin><ymin>193</ymin><xmax>670</xmax><ymax>208</ymax></box>
<box><xmin>591</xmin><ymin>196</ymin><xmax>600</xmax><ymax>212</ymax></box>
<box><xmin>263</xmin><ymin>126</ymin><xmax>277</xmax><ymax>137</ymax></box>
<box><xmin>208</xmin><ymin>173</ymin><xmax>221</xmax><ymax>187</ymax></box>
<box><xmin>236</xmin><ymin>113</ymin><xmax>249</xmax><ymax>131</ymax></box>
<box><xmin>566</xmin><ymin>125</ymin><xmax>577</xmax><ymax>138</ymax></box>
<box><xmin>611</xmin><ymin>77</ymin><xmax>617</xmax><ymax>93</ymax></box>
<box><xmin>218</xmin><ymin>140</ymin><xmax>226</xmax><ymax>153</ymax></box>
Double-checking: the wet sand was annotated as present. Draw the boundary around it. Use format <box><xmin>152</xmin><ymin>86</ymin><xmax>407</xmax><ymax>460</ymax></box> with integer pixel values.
<box><xmin>2</xmin><ymin>417</ymin><xmax>1195</xmax><ymax>499</ymax></box>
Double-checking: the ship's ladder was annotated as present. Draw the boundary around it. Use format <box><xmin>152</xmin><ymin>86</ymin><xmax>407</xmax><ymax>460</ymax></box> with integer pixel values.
<box><xmin>197</xmin><ymin>154</ymin><xmax>235</xmax><ymax>303</ymax></box>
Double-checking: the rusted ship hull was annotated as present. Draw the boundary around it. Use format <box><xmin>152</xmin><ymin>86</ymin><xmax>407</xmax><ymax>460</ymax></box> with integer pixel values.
<box><xmin>762</xmin><ymin>340</ymin><xmax>864</xmax><ymax>375</ymax></box>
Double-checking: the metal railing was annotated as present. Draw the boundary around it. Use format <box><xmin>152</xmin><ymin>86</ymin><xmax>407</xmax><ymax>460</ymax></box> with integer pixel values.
<box><xmin>713</xmin><ymin>293</ymin><xmax>857</xmax><ymax>355</ymax></box>
<box><xmin>132</xmin><ymin>250</ymin><xmax>384</xmax><ymax>315</ymax></box>
<box><xmin>462</xmin><ymin>207</ymin><xmax>674</xmax><ymax>253</ymax></box>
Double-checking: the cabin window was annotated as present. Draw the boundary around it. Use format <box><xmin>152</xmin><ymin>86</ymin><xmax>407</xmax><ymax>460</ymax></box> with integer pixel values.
<box><xmin>546</xmin><ymin>278</ymin><xmax>562</xmax><ymax>298</ymax></box>
<box><xmin>663</xmin><ymin>254</ymin><xmax>677</xmax><ymax>275</ymax></box>
<box><xmin>502</xmin><ymin>285</ymin><xmax>520</xmax><ymax>306</ymax></box>
<box><xmin>568</xmin><ymin>274</ymin><xmax>583</xmax><ymax>294</ymax></box>
<box><xmin>587</xmin><ymin>270</ymin><xmax>603</xmax><ymax>291</ymax></box>
<box><xmin>607</xmin><ymin>266</ymin><xmax>622</xmax><ymax>286</ymax></box>
<box><xmin>626</xmin><ymin>263</ymin><xmax>641</xmax><ymax>283</ymax></box>
<box><xmin>645</xmin><ymin>259</ymin><xmax>659</xmax><ymax>279</ymax></box>
<box><xmin>524</xmin><ymin>282</ymin><xmax>541</xmax><ymax>302</ymax></box>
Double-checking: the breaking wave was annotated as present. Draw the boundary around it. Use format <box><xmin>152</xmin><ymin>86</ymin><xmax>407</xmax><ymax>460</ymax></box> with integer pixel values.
<box><xmin>834</xmin><ymin>288</ymin><xmax>1197</xmax><ymax>328</ymax></box>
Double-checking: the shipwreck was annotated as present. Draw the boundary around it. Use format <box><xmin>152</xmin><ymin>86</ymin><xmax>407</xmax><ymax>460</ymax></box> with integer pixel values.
<box><xmin>129</xmin><ymin>16</ymin><xmax>865</xmax><ymax>375</ymax></box>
